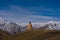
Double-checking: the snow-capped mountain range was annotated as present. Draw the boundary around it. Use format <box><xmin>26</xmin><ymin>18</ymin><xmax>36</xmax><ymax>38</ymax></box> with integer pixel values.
<box><xmin>20</xmin><ymin>21</ymin><xmax>60</xmax><ymax>30</ymax></box>
<box><xmin>0</xmin><ymin>17</ymin><xmax>60</xmax><ymax>34</ymax></box>
<box><xmin>0</xmin><ymin>17</ymin><xmax>21</xmax><ymax>34</ymax></box>
<box><xmin>32</xmin><ymin>21</ymin><xmax>60</xmax><ymax>30</ymax></box>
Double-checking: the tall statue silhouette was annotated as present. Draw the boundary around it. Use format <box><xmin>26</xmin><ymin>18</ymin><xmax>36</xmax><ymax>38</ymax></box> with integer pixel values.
<box><xmin>27</xmin><ymin>22</ymin><xmax>32</xmax><ymax>30</ymax></box>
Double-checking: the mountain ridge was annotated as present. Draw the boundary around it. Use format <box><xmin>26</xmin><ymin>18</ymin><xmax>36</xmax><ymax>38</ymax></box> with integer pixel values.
<box><xmin>0</xmin><ymin>17</ymin><xmax>60</xmax><ymax>34</ymax></box>
<box><xmin>0</xmin><ymin>17</ymin><xmax>21</xmax><ymax>34</ymax></box>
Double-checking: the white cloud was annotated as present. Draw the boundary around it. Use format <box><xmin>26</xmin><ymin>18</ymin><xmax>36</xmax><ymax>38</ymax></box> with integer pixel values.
<box><xmin>13</xmin><ymin>15</ymin><xmax>60</xmax><ymax>24</ymax></box>
<box><xmin>0</xmin><ymin>5</ymin><xmax>60</xmax><ymax>24</ymax></box>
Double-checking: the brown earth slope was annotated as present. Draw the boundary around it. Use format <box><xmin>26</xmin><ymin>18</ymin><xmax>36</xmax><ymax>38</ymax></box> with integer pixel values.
<box><xmin>0</xmin><ymin>30</ymin><xmax>60</xmax><ymax>40</ymax></box>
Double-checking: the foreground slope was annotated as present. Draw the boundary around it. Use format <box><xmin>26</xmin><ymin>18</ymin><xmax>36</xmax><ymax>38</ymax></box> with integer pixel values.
<box><xmin>1</xmin><ymin>30</ymin><xmax>60</xmax><ymax>40</ymax></box>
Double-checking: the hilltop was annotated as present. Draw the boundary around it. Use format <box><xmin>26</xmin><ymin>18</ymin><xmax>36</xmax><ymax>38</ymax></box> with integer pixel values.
<box><xmin>1</xmin><ymin>30</ymin><xmax>60</xmax><ymax>40</ymax></box>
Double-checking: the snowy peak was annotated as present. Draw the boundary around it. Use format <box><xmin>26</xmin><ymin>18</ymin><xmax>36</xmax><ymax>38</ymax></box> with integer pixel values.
<box><xmin>0</xmin><ymin>17</ymin><xmax>21</xmax><ymax>34</ymax></box>
<box><xmin>19</xmin><ymin>21</ymin><xmax>60</xmax><ymax>31</ymax></box>
<box><xmin>0</xmin><ymin>17</ymin><xmax>5</xmax><ymax>24</ymax></box>
<box><xmin>0</xmin><ymin>17</ymin><xmax>3</xmax><ymax>20</ymax></box>
<box><xmin>0</xmin><ymin>17</ymin><xmax>10</xmax><ymax>24</ymax></box>
<box><xmin>31</xmin><ymin>21</ymin><xmax>60</xmax><ymax>30</ymax></box>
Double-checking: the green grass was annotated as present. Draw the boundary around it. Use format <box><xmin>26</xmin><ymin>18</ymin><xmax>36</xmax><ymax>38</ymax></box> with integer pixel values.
<box><xmin>1</xmin><ymin>30</ymin><xmax>60</xmax><ymax>40</ymax></box>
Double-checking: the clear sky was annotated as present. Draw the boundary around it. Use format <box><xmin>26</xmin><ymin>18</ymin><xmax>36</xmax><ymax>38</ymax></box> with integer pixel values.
<box><xmin>0</xmin><ymin>0</ymin><xmax>60</xmax><ymax>23</ymax></box>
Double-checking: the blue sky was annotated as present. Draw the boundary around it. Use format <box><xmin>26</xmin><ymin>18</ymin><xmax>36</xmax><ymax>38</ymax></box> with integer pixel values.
<box><xmin>0</xmin><ymin>0</ymin><xmax>60</xmax><ymax>23</ymax></box>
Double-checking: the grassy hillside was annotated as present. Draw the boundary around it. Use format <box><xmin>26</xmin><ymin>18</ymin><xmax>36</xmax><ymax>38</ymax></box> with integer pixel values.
<box><xmin>1</xmin><ymin>30</ymin><xmax>60</xmax><ymax>40</ymax></box>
